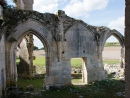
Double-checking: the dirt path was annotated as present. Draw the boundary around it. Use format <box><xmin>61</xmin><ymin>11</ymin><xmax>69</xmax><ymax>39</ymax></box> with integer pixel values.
<box><xmin>33</xmin><ymin>46</ymin><xmax>122</xmax><ymax>60</ymax></box>
<box><xmin>102</xmin><ymin>46</ymin><xmax>121</xmax><ymax>60</ymax></box>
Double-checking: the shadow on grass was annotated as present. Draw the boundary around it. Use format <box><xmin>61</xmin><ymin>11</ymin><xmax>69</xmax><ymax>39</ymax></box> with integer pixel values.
<box><xmin>17</xmin><ymin>74</ymin><xmax>46</xmax><ymax>90</ymax></box>
<box><xmin>71</xmin><ymin>73</ymin><xmax>82</xmax><ymax>79</ymax></box>
<box><xmin>7</xmin><ymin>73</ymin><xmax>125</xmax><ymax>98</ymax></box>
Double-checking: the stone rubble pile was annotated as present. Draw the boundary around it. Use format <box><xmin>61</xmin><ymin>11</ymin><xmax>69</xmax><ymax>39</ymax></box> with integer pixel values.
<box><xmin>104</xmin><ymin>64</ymin><xmax>125</xmax><ymax>80</ymax></box>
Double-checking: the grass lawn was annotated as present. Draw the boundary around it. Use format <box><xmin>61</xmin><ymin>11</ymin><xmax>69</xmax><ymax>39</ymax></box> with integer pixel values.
<box><xmin>16</xmin><ymin>57</ymin><xmax>124</xmax><ymax>98</ymax></box>
<box><xmin>16</xmin><ymin>57</ymin><xmax>120</xmax><ymax>67</ymax></box>
<box><xmin>17</xmin><ymin>78</ymin><xmax>125</xmax><ymax>98</ymax></box>
<box><xmin>105</xmin><ymin>42</ymin><xmax>120</xmax><ymax>47</ymax></box>
<box><xmin>33</xmin><ymin>57</ymin><xmax>45</xmax><ymax>66</ymax></box>
<box><xmin>103</xmin><ymin>59</ymin><xmax>120</xmax><ymax>64</ymax></box>
<box><xmin>71</xmin><ymin>58</ymin><xmax>82</xmax><ymax>68</ymax></box>
<box><xmin>16</xmin><ymin>57</ymin><xmax>45</xmax><ymax>66</ymax></box>
<box><xmin>17</xmin><ymin>78</ymin><xmax>44</xmax><ymax>89</ymax></box>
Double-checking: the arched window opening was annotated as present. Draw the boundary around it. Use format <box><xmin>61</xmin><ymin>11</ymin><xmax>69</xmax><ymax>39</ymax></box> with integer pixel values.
<box><xmin>102</xmin><ymin>35</ymin><xmax>124</xmax><ymax>79</ymax></box>
<box><xmin>15</xmin><ymin>33</ymin><xmax>46</xmax><ymax>90</ymax></box>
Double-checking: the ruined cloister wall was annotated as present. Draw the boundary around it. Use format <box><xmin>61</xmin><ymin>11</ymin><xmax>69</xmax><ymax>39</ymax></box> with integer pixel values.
<box><xmin>5</xmin><ymin>19</ymin><xmax>107</xmax><ymax>86</ymax></box>
<box><xmin>5</xmin><ymin>19</ymin><xmax>58</xmax><ymax>86</ymax></box>
<box><xmin>0</xmin><ymin>0</ymin><xmax>127</xmax><ymax>98</ymax></box>
<box><xmin>2</xmin><ymin>9</ymin><xmax>124</xmax><ymax>88</ymax></box>
<box><xmin>63</xmin><ymin>24</ymin><xmax>106</xmax><ymax>83</ymax></box>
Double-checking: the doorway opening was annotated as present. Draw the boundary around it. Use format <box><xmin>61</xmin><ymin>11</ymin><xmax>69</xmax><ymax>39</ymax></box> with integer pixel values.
<box><xmin>71</xmin><ymin>57</ymin><xmax>87</xmax><ymax>85</ymax></box>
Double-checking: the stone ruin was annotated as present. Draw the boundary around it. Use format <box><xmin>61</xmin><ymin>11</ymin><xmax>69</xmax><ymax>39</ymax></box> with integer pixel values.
<box><xmin>104</xmin><ymin>64</ymin><xmax>124</xmax><ymax>80</ymax></box>
<box><xmin>0</xmin><ymin>0</ymin><xmax>126</xmax><ymax>97</ymax></box>
<box><xmin>3</xmin><ymin>6</ymin><xmax>124</xmax><ymax>86</ymax></box>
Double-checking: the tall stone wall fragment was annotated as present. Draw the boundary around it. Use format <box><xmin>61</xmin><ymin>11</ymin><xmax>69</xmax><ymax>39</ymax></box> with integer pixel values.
<box><xmin>125</xmin><ymin>0</ymin><xmax>130</xmax><ymax>97</ymax></box>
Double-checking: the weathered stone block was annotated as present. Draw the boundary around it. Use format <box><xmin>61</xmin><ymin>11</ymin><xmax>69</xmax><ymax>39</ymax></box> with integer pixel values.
<box><xmin>50</xmin><ymin>66</ymin><xmax>62</xmax><ymax>71</ymax></box>
<box><xmin>45</xmin><ymin>76</ymin><xmax>54</xmax><ymax>85</ymax></box>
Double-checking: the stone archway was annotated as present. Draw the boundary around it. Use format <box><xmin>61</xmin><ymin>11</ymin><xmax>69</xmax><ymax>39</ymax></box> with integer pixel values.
<box><xmin>101</xmin><ymin>29</ymin><xmax>124</xmax><ymax>50</ymax></box>
<box><xmin>112</xmin><ymin>30</ymin><xmax>125</xmax><ymax>68</ymax></box>
<box><xmin>5</xmin><ymin>19</ymin><xmax>57</xmax><ymax>86</ymax></box>
<box><xmin>99</xmin><ymin>27</ymin><xmax>125</xmax><ymax>73</ymax></box>
<box><xmin>100</xmin><ymin>28</ymin><xmax>124</xmax><ymax>68</ymax></box>
<box><xmin>13</xmin><ymin>30</ymin><xmax>50</xmax><ymax>79</ymax></box>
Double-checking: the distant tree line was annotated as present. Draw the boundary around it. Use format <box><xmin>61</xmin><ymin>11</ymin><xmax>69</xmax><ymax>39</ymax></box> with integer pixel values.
<box><xmin>33</xmin><ymin>46</ymin><xmax>44</xmax><ymax>50</ymax></box>
<box><xmin>105</xmin><ymin>42</ymin><xmax>120</xmax><ymax>47</ymax></box>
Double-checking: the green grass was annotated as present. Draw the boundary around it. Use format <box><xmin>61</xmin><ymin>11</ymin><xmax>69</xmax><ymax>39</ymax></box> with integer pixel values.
<box><xmin>105</xmin><ymin>42</ymin><xmax>120</xmax><ymax>47</ymax></box>
<box><xmin>71</xmin><ymin>73</ymin><xmax>82</xmax><ymax>83</ymax></box>
<box><xmin>16</xmin><ymin>57</ymin><xmax>124</xmax><ymax>98</ymax></box>
<box><xmin>16</xmin><ymin>57</ymin><xmax>120</xmax><ymax>67</ymax></box>
<box><xmin>16</xmin><ymin>57</ymin><xmax>20</xmax><ymax>65</ymax></box>
<box><xmin>16</xmin><ymin>57</ymin><xmax>83</xmax><ymax>68</ymax></box>
<box><xmin>71</xmin><ymin>58</ymin><xmax>82</xmax><ymax>68</ymax></box>
<box><xmin>33</xmin><ymin>57</ymin><xmax>45</xmax><ymax>66</ymax></box>
<box><xmin>17</xmin><ymin>78</ymin><xmax>44</xmax><ymax>89</ymax></box>
<box><xmin>16</xmin><ymin>57</ymin><xmax>45</xmax><ymax>66</ymax></box>
<box><xmin>17</xmin><ymin>78</ymin><xmax>125</xmax><ymax>98</ymax></box>
<box><xmin>103</xmin><ymin>59</ymin><xmax>120</xmax><ymax>64</ymax></box>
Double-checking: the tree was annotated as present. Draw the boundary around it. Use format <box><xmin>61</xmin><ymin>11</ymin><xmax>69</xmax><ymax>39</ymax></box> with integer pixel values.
<box><xmin>33</xmin><ymin>46</ymin><xmax>39</xmax><ymax>50</ymax></box>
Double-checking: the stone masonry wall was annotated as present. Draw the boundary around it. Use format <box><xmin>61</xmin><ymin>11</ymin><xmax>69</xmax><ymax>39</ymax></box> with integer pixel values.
<box><xmin>3</xmin><ymin>9</ymin><xmax>124</xmax><ymax>88</ymax></box>
<box><xmin>125</xmin><ymin>0</ymin><xmax>130</xmax><ymax>97</ymax></box>
<box><xmin>0</xmin><ymin>35</ymin><xmax>6</xmax><ymax>98</ymax></box>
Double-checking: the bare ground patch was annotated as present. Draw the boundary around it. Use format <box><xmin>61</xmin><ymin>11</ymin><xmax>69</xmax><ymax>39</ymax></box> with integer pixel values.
<box><xmin>33</xmin><ymin>46</ymin><xmax>122</xmax><ymax>60</ymax></box>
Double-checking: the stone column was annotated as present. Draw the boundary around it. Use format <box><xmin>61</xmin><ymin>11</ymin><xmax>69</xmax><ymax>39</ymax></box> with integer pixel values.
<box><xmin>13</xmin><ymin>0</ymin><xmax>33</xmax><ymax>10</ymax></box>
<box><xmin>120</xmin><ymin>47</ymin><xmax>125</xmax><ymax>68</ymax></box>
<box><xmin>23</xmin><ymin>0</ymin><xmax>33</xmax><ymax>10</ymax></box>
<box><xmin>125</xmin><ymin>0</ymin><xmax>130</xmax><ymax>97</ymax></box>
<box><xmin>26</xmin><ymin>34</ymin><xmax>35</xmax><ymax>78</ymax></box>
<box><xmin>56</xmin><ymin>10</ymin><xmax>65</xmax><ymax>61</ymax></box>
<box><xmin>17</xmin><ymin>38</ymin><xmax>30</xmax><ymax>78</ymax></box>
<box><xmin>82</xmin><ymin>57</ymin><xmax>88</xmax><ymax>83</ymax></box>
<box><xmin>13</xmin><ymin>0</ymin><xmax>35</xmax><ymax>78</ymax></box>
<box><xmin>17</xmin><ymin>35</ymin><xmax>35</xmax><ymax>78</ymax></box>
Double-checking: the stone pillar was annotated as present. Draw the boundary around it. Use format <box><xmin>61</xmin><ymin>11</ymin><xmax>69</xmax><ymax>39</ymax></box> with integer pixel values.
<box><xmin>17</xmin><ymin>38</ymin><xmax>30</xmax><ymax>78</ymax></box>
<box><xmin>17</xmin><ymin>35</ymin><xmax>35</xmax><ymax>78</ymax></box>
<box><xmin>0</xmin><ymin>5</ymin><xmax>7</xmax><ymax>97</ymax></box>
<box><xmin>13</xmin><ymin>0</ymin><xmax>35</xmax><ymax>78</ymax></box>
<box><xmin>83</xmin><ymin>56</ymin><xmax>106</xmax><ymax>83</ymax></box>
<box><xmin>82</xmin><ymin>57</ymin><xmax>88</xmax><ymax>83</ymax></box>
<box><xmin>120</xmin><ymin>47</ymin><xmax>125</xmax><ymax>68</ymax></box>
<box><xmin>13</xmin><ymin>0</ymin><xmax>33</xmax><ymax>10</ymax></box>
<box><xmin>0</xmin><ymin>35</ymin><xmax>6</xmax><ymax>98</ymax></box>
<box><xmin>125</xmin><ymin>0</ymin><xmax>130</xmax><ymax>97</ymax></box>
<box><xmin>56</xmin><ymin>10</ymin><xmax>65</xmax><ymax>61</ymax></box>
<box><xmin>26</xmin><ymin>34</ymin><xmax>35</xmax><ymax>78</ymax></box>
<box><xmin>0</xmin><ymin>4</ymin><xmax>3</xmax><ymax>21</ymax></box>
<box><xmin>5</xmin><ymin>53</ymin><xmax>10</xmax><ymax>86</ymax></box>
<box><xmin>45</xmin><ymin>57</ymin><xmax>50</xmax><ymax>76</ymax></box>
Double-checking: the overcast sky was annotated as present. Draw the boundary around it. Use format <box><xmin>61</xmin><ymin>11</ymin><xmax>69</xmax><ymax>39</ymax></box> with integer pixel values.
<box><xmin>7</xmin><ymin>0</ymin><xmax>125</xmax><ymax>48</ymax></box>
